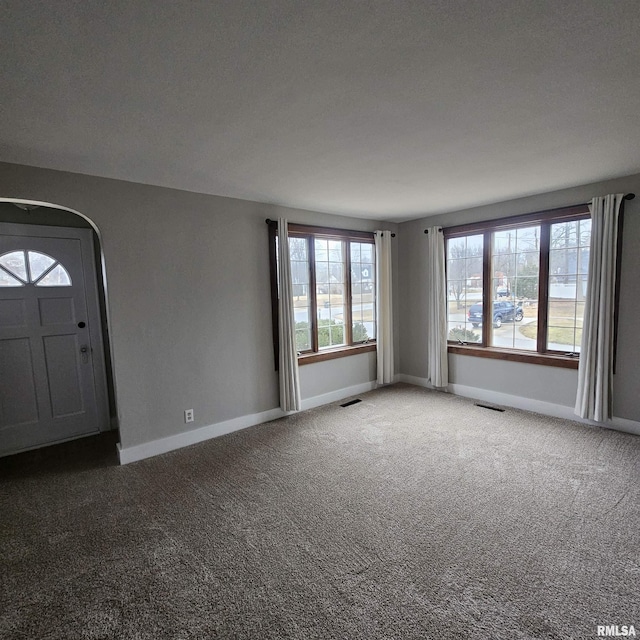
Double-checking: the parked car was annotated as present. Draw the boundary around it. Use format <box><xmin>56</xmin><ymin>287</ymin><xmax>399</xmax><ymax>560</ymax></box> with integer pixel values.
<box><xmin>467</xmin><ymin>301</ymin><xmax>524</xmax><ymax>328</ymax></box>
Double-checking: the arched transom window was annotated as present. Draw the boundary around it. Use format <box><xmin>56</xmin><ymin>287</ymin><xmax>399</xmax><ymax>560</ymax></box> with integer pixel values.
<box><xmin>0</xmin><ymin>251</ymin><xmax>72</xmax><ymax>287</ymax></box>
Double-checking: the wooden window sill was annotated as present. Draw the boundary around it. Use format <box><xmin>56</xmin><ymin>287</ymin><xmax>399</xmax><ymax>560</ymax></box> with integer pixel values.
<box><xmin>447</xmin><ymin>344</ymin><xmax>579</xmax><ymax>369</ymax></box>
<box><xmin>298</xmin><ymin>342</ymin><xmax>376</xmax><ymax>365</ymax></box>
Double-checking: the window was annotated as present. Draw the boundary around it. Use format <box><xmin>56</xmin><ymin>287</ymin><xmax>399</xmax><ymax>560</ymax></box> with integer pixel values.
<box><xmin>0</xmin><ymin>251</ymin><xmax>72</xmax><ymax>287</ymax></box>
<box><xmin>444</xmin><ymin>204</ymin><xmax>590</xmax><ymax>368</ymax></box>
<box><xmin>270</xmin><ymin>223</ymin><xmax>376</xmax><ymax>365</ymax></box>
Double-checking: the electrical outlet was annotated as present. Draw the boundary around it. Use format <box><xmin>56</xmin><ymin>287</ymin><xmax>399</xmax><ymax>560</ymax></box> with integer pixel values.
<box><xmin>184</xmin><ymin>409</ymin><xmax>194</xmax><ymax>423</ymax></box>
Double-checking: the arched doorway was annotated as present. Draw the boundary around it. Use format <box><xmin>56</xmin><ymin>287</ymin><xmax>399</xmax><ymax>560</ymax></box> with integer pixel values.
<box><xmin>0</xmin><ymin>199</ymin><xmax>116</xmax><ymax>456</ymax></box>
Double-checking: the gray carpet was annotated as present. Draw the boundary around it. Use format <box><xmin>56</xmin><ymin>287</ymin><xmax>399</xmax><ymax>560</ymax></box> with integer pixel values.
<box><xmin>1</xmin><ymin>383</ymin><xmax>639</xmax><ymax>639</ymax></box>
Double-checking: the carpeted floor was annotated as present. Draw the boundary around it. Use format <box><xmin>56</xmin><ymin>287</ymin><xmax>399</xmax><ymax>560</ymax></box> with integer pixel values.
<box><xmin>1</xmin><ymin>383</ymin><xmax>639</xmax><ymax>639</ymax></box>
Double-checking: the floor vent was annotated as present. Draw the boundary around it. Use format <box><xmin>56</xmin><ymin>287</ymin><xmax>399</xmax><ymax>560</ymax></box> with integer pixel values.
<box><xmin>341</xmin><ymin>399</ymin><xmax>362</xmax><ymax>408</ymax></box>
<box><xmin>475</xmin><ymin>402</ymin><xmax>505</xmax><ymax>412</ymax></box>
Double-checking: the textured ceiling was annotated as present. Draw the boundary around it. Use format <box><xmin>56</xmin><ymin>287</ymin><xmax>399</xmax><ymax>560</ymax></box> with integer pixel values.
<box><xmin>1</xmin><ymin>1</ymin><xmax>639</xmax><ymax>220</ymax></box>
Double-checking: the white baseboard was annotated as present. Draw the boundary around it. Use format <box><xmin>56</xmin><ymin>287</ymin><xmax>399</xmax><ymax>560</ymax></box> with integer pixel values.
<box><xmin>117</xmin><ymin>406</ymin><xmax>285</xmax><ymax>465</ymax></box>
<box><xmin>117</xmin><ymin>380</ymin><xmax>377</xmax><ymax>465</ymax></box>
<box><xmin>400</xmin><ymin>378</ymin><xmax>640</xmax><ymax>437</ymax></box>
<box><xmin>449</xmin><ymin>383</ymin><xmax>640</xmax><ymax>436</ymax></box>
<box><xmin>609</xmin><ymin>415</ymin><xmax>640</xmax><ymax>437</ymax></box>
<box><xmin>397</xmin><ymin>374</ymin><xmax>434</xmax><ymax>389</ymax></box>
<box><xmin>300</xmin><ymin>380</ymin><xmax>377</xmax><ymax>411</ymax></box>
<box><xmin>448</xmin><ymin>383</ymin><xmax>578</xmax><ymax>421</ymax></box>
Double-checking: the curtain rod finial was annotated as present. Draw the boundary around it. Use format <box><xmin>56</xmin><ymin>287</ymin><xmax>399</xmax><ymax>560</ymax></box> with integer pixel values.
<box><xmin>624</xmin><ymin>193</ymin><xmax>635</xmax><ymax>201</ymax></box>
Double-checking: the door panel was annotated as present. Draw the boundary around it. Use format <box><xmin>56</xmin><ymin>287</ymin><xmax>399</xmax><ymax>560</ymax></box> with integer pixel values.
<box><xmin>43</xmin><ymin>334</ymin><xmax>84</xmax><ymax>417</ymax></box>
<box><xmin>39</xmin><ymin>297</ymin><xmax>76</xmax><ymax>326</ymax></box>
<box><xmin>0</xmin><ymin>224</ymin><xmax>109</xmax><ymax>456</ymax></box>
<box><xmin>0</xmin><ymin>299</ymin><xmax>27</xmax><ymax>327</ymax></box>
<box><xmin>0</xmin><ymin>338</ymin><xmax>39</xmax><ymax>426</ymax></box>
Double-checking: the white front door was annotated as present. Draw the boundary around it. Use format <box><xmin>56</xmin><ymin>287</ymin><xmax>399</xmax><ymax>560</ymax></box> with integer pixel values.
<box><xmin>0</xmin><ymin>223</ymin><xmax>109</xmax><ymax>456</ymax></box>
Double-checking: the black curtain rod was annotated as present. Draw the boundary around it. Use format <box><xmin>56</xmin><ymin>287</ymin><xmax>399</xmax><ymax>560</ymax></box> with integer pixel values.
<box><xmin>265</xmin><ymin>218</ymin><xmax>395</xmax><ymax>237</ymax></box>
<box><xmin>423</xmin><ymin>193</ymin><xmax>635</xmax><ymax>234</ymax></box>
<box><xmin>575</xmin><ymin>192</ymin><xmax>635</xmax><ymax>208</ymax></box>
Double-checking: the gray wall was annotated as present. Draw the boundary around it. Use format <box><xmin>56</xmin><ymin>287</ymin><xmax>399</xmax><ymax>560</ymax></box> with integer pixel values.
<box><xmin>0</xmin><ymin>162</ymin><xmax>398</xmax><ymax>449</ymax></box>
<box><xmin>5</xmin><ymin>158</ymin><xmax>635</xmax><ymax>451</ymax></box>
<box><xmin>398</xmin><ymin>173</ymin><xmax>640</xmax><ymax>422</ymax></box>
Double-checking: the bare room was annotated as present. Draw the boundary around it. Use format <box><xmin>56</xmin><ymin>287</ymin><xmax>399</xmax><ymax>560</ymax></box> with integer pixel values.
<box><xmin>1</xmin><ymin>2</ymin><xmax>639</xmax><ymax>638</ymax></box>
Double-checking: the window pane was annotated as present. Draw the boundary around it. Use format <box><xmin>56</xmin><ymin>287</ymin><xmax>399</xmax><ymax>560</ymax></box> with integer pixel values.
<box><xmin>292</xmin><ymin>283</ymin><xmax>310</xmax><ymax>305</ymax></box>
<box><xmin>314</xmin><ymin>238</ymin><xmax>328</xmax><ymax>261</ymax></box>
<box><xmin>360</xmin><ymin>244</ymin><xmax>373</xmax><ymax>263</ymax></box>
<box><xmin>515</xmin><ymin>226</ymin><xmax>540</xmax><ymax>253</ymax></box>
<box><xmin>361</xmin><ymin>262</ymin><xmax>374</xmax><ymax>283</ymax></box>
<box><xmin>352</xmin><ymin>302</ymin><xmax>363</xmax><ymax>324</ymax></box>
<box><xmin>490</xmin><ymin>296</ymin><xmax>533</xmax><ymax>350</ymax></box>
<box><xmin>547</xmin><ymin>220</ymin><xmax>590</xmax><ymax>352</ymax></box>
<box><xmin>447</xmin><ymin>237</ymin><xmax>465</xmax><ymax>260</ymax></box>
<box><xmin>446</xmin><ymin>234</ymin><xmax>483</xmax><ymax>343</ymax></box>
<box><xmin>317</xmin><ymin>239</ymin><xmax>345</xmax><ymax>349</ymax></box>
<box><xmin>0</xmin><ymin>268</ymin><xmax>24</xmax><ymax>287</ymax></box>
<box><xmin>317</xmin><ymin>319</ymin><xmax>344</xmax><ymax>348</ymax></box>
<box><xmin>330</xmin><ymin>323</ymin><xmax>344</xmax><ymax>346</ymax></box>
<box><xmin>328</xmin><ymin>240</ymin><xmax>342</xmax><ymax>260</ymax></box>
<box><xmin>550</xmin><ymin>220</ymin><xmax>579</xmax><ymax>250</ymax></box>
<box><xmin>36</xmin><ymin>264</ymin><xmax>72</xmax><ymax>287</ymax></box>
<box><xmin>578</xmin><ymin>219</ymin><xmax>592</xmax><ymax>247</ymax></box>
<box><xmin>294</xmin><ymin>307</ymin><xmax>310</xmax><ymax>324</ymax></box>
<box><xmin>295</xmin><ymin>327</ymin><xmax>311</xmax><ymax>352</ymax></box>
<box><xmin>0</xmin><ymin>251</ymin><xmax>28</xmax><ymax>282</ymax></box>
<box><xmin>350</xmin><ymin>241</ymin><xmax>375</xmax><ymax>343</ymax></box>
<box><xmin>316</xmin><ymin>262</ymin><xmax>329</xmax><ymax>285</ymax></box>
<box><xmin>490</xmin><ymin>226</ymin><xmax>539</xmax><ymax>350</ymax></box>
<box><xmin>550</xmin><ymin>248</ymin><xmax>578</xmax><ymax>277</ymax></box>
<box><xmin>28</xmin><ymin>252</ymin><xmax>56</xmax><ymax>281</ymax></box>
<box><xmin>289</xmin><ymin>239</ymin><xmax>311</xmax><ymax>349</ymax></box>
<box><xmin>547</xmin><ymin>300</ymin><xmax>580</xmax><ymax>352</ymax></box>
<box><xmin>448</xmin><ymin>320</ymin><xmax>481</xmax><ymax>344</ymax></box>
<box><xmin>289</xmin><ymin>237</ymin><xmax>308</xmax><ymax>261</ymax></box>
<box><xmin>331</xmin><ymin>263</ymin><xmax>344</xmax><ymax>284</ymax></box>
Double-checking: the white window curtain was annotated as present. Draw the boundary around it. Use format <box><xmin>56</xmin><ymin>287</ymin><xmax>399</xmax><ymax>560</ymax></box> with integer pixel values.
<box><xmin>375</xmin><ymin>230</ymin><xmax>394</xmax><ymax>384</ymax></box>
<box><xmin>574</xmin><ymin>194</ymin><xmax>624</xmax><ymax>422</ymax></box>
<box><xmin>427</xmin><ymin>226</ymin><xmax>448</xmax><ymax>388</ymax></box>
<box><xmin>277</xmin><ymin>218</ymin><xmax>301</xmax><ymax>412</ymax></box>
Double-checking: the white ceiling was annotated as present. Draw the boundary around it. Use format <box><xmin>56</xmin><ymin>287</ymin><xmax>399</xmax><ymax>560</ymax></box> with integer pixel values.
<box><xmin>1</xmin><ymin>1</ymin><xmax>639</xmax><ymax>221</ymax></box>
